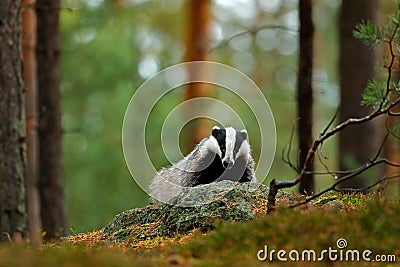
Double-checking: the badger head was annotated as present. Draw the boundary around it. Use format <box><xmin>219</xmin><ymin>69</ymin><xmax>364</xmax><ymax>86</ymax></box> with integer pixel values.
<box><xmin>210</xmin><ymin>126</ymin><xmax>250</xmax><ymax>169</ymax></box>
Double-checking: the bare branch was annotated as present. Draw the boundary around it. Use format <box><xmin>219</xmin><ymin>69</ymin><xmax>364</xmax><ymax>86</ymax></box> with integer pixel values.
<box><xmin>268</xmin><ymin>96</ymin><xmax>400</xmax><ymax>212</ymax></box>
<box><xmin>282</xmin><ymin>119</ymin><xmax>301</xmax><ymax>173</ymax></box>
<box><xmin>382</xmin><ymin>22</ymin><xmax>399</xmax><ymax>106</ymax></box>
<box><xmin>291</xmin><ymin>172</ymin><xmax>400</xmax><ymax>208</ymax></box>
<box><xmin>367</xmin><ymin>133</ymin><xmax>389</xmax><ymax>163</ymax></box>
<box><xmin>301</xmin><ymin>156</ymin><xmax>399</xmax><ymax>207</ymax></box>
<box><xmin>388</xmin><ymin>110</ymin><xmax>400</xmax><ymax>116</ymax></box>
<box><xmin>334</xmin><ymin>173</ymin><xmax>400</xmax><ymax>193</ymax></box>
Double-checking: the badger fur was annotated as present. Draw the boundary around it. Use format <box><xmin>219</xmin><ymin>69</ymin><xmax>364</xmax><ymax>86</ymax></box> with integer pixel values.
<box><xmin>149</xmin><ymin>126</ymin><xmax>256</xmax><ymax>205</ymax></box>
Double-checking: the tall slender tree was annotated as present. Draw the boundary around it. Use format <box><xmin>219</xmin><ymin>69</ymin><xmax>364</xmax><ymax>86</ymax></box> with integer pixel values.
<box><xmin>297</xmin><ymin>0</ymin><xmax>315</xmax><ymax>195</ymax></box>
<box><xmin>0</xmin><ymin>0</ymin><xmax>27</xmax><ymax>242</ymax></box>
<box><xmin>22</xmin><ymin>0</ymin><xmax>42</xmax><ymax>245</ymax></box>
<box><xmin>183</xmin><ymin>0</ymin><xmax>212</xmax><ymax>152</ymax></box>
<box><xmin>339</xmin><ymin>0</ymin><xmax>381</xmax><ymax>189</ymax></box>
<box><xmin>36</xmin><ymin>0</ymin><xmax>65</xmax><ymax>239</ymax></box>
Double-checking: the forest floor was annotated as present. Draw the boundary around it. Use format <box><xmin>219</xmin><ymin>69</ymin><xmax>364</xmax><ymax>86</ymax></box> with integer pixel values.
<box><xmin>0</xmin><ymin>192</ymin><xmax>399</xmax><ymax>267</ymax></box>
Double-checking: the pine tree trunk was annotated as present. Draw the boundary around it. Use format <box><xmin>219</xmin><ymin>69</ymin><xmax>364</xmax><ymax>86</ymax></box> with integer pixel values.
<box><xmin>36</xmin><ymin>0</ymin><xmax>66</xmax><ymax>239</ymax></box>
<box><xmin>297</xmin><ymin>0</ymin><xmax>315</xmax><ymax>195</ymax></box>
<box><xmin>0</xmin><ymin>0</ymin><xmax>28</xmax><ymax>242</ymax></box>
<box><xmin>22</xmin><ymin>0</ymin><xmax>42</xmax><ymax>245</ymax></box>
<box><xmin>339</xmin><ymin>0</ymin><xmax>381</xmax><ymax>190</ymax></box>
<box><xmin>183</xmin><ymin>0</ymin><xmax>212</xmax><ymax>151</ymax></box>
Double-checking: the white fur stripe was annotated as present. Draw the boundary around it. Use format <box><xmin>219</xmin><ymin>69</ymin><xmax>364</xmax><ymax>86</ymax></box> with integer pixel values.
<box><xmin>207</xmin><ymin>136</ymin><xmax>221</xmax><ymax>156</ymax></box>
<box><xmin>237</xmin><ymin>139</ymin><xmax>250</xmax><ymax>158</ymax></box>
<box><xmin>224</xmin><ymin>127</ymin><xmax>236</xmax><ymax>161</ymax></box>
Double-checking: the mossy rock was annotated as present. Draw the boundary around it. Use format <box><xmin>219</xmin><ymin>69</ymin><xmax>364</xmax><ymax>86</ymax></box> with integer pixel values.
<box><xmin>102</xmin><ymin>180</ymin><xmax>288</xmax><ymax>243</ymax></box>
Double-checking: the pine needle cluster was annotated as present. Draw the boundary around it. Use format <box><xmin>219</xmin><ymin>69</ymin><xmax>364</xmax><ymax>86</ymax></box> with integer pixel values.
<box><xmin>353</xmin><ymin>1</ymin><xmax>400</xmax><ymax>132</ymax></box>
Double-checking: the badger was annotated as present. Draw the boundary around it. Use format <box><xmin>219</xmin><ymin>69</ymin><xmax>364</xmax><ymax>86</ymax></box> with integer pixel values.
<box><xmin>149</xmin><ymin>126</ymin><xmax>256</xmax><ymax>205</ymax></box>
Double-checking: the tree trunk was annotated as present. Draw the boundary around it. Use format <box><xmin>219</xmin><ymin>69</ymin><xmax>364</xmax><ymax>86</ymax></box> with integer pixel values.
<box><xmin>297</xmin><ymin>0</ymin><xmax>315</xmax><ymax>195</ymax></box>
<box><xmin>339</xmin><ymin>0</ymin><xmax>381</xmax><ymax>190</ymax></box>
<box><xmin>22</xmin><ymin>0</ymin><xmax>42</xmax><ymax>245</ymax></box>
<box><xmin>0</xmin><ymin>0</ymin><xmax>27</xmax><ymax>243</ymax></box>
<box><xmin>36</xmin><ymin>0</ymin><xmax>66</xmax><ymax>239</ymax></box>
<box><xmin>183</xmin><ymin>0</ymin><xmax>212</xmax><ymax>152</ymax></box>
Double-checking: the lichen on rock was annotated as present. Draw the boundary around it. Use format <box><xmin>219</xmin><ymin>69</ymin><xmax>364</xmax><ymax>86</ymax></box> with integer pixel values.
<box><xmin>102</xmin><ymin>180</ymin><xmax>287</xmax><ymax>243</ymax></box>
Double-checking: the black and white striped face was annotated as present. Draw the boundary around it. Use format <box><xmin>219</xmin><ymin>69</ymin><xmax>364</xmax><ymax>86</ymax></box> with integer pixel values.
<box><xmin>210</xmin><ymin>126</ymin><xmax>250</xmax><ymax>169</ymax></box>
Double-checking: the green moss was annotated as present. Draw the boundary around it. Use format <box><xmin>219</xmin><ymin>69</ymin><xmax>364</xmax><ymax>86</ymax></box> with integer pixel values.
<box><xmin>102</xmin><ymin>181</ymin><xmax>289</xmax><ymax>242</ymax></box>
<box><xmin>314</xmin><ymin>192</ymin><xmax>366</xmax><ymax>207</ymax></box>
<box><xmin>339</xmin><ymin>194</ymin><xmax>365</xmax><ymax>205</ymax></box>
<box><xmin>176</xmin><ymin>198</ymin><xmax>400</xmax><ymax>265</ymax></box>
<box><xmin>314</xmin><ymin>195</ymin><xmax>338</xmax><ymax>204</ymax></box>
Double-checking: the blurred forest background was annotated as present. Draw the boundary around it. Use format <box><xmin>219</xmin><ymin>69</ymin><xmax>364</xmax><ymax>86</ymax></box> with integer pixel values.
<box><xmin>3</xmin><ymin>0</ymin><xmax>399</xmax><ymax>242</ymax></box>
<box><xmin>59</xmin><ymin>0</ymin><xmax>398</xmax><ymax>233</ymax></box>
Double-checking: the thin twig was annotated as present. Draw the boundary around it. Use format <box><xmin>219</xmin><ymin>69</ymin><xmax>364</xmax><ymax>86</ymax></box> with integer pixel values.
<box><xmin>282</xmin><ymin>118</ymin><xmax>301</xmax><ymax>173</ymax></box>
<box><xmin>315</xmin><ymin>148</ymin><xmax>336</xmax><ymax>178</ymax></box>
<box><xmin>369</xmin><ymin>133</ymin><xmax>389</xmax><ymax>162</ymax></box>
<box><xmin>318</xmin><ymin>106</ymin><xmax>340</xmax><ymax>160</ymax></box>
<box><xmin>321</xmin><ymin>105</ymin><xmax>341</xmax><ymax>137</ymax></box>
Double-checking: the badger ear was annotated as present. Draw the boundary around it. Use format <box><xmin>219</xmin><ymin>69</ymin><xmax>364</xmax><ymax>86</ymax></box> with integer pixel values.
<box><xmin>240</xmin><ymin>129</ymin><xmax>247</xmax><ymax>140</ymax></box>
<box><xmin>212</xmin><ymin>126</ymin><xmax>220</xmax><ymax>137</ymax></box>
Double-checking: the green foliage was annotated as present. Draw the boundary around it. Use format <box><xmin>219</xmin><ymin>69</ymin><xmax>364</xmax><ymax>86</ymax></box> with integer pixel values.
<box><xmin>360</xmin><ymin>79</ymin><xmax>387</xmax><ymax>108</ymax></box>
<box><xmin>354</xmin><ymin>5</ymin><xmax>400</xmax><ymax>111</ymax></box>
<box><xmin>353</xmin><ymin>20</ymin><xmax>383</xmax><ymax>48</ymax></box>
<box><xmin>353</xmin><ymin>2</ymin><xmax>400</xmax><ymax>49</ymax></box>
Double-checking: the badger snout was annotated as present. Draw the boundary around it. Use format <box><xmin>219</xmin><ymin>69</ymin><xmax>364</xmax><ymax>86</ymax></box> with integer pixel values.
<box><xmin>222</xmin><ymin>159</ymin><xmax>234</xmax><ymax>169</ymax></box>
